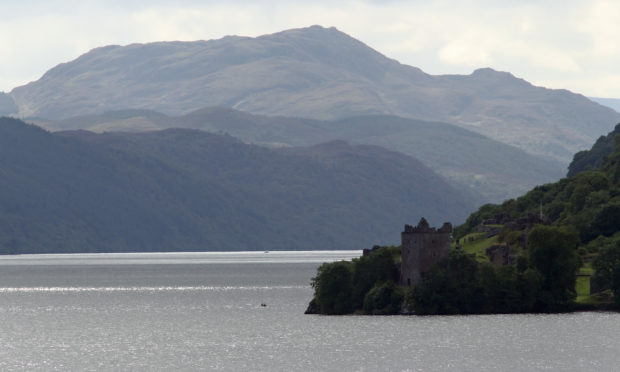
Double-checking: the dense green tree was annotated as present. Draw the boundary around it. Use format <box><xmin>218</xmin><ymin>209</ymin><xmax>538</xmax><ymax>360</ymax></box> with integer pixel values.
<box><xmin>310</xmin><ymin>261</ymin><xmax>354</xmax><ymax>315</ymax></box>
<box><xmin>527</xmin><ymin>225</ymin><xmax>579</xmax><ymax>311</ymax></box>
<box><xmin>362</xmin><ymin>282</ymin><xmax>404</xmax><ymax>315</ymax></box>
<box><xmin>592</xmin><ymin>241</ymin><xmax>620</xmax><ymax>307</ymax></box>
<box><xmin>406</xmin><ymin>251</ymin><xmax>483</xmax><ymax>315</ymax></box>
<box><xmin>307</xmin><ymin>246</ymin><xmax>402</xmax><ymax>315</ymax></box>
<box><xmin>591</xmin><ymin>203</ymin><xmax>620</xmax><ymax>238</ymax></box>
<box><xmin>350</xmin><ymin>247</ymin><xmax>399</xmax><ymax>309</ymax></box>
<box><xmin>602</xmin><ymin>134</ymin><xmax>620</xmax><ymax>182</ymax></box>
<box><xmin>406</xmin><ymin>251</ymin><xmax>545</xmax><ymax>315</ymax></box>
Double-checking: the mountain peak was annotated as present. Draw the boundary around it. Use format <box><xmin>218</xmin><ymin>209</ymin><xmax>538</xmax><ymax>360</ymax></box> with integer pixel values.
<box><xmin>471</xmin><ymin>67</ymin><xmax>513</xmax><ymax>78</ymax></box>
<box><xmin>8</xmin><ymin>27</ymin><xmax>620</xmax><ymax>162</ymax></box>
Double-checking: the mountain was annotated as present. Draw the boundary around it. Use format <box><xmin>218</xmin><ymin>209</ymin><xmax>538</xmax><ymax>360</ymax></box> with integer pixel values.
<box><xmin>0</xmin><ymin>92</ymin><xmax>17</xmax><ymax>115</ymax></box>
<box><xmin>35</xmin><ymin>107</ymin><xmax>565</xmax><ymax>203</ymax></box>
<box><xmin>9</xmin><ymin>26</ymin><xmax>620</xmax><ymax>163</ymax></box>
<box><xmin>0</xmin><ymin>117</ymin><xmax>477</xmax><ymax>254</ymax></box>
<box><xmin>590</xmin><ymin>98</ymin><xmax>620</xmax><ymax>113</ymax></box>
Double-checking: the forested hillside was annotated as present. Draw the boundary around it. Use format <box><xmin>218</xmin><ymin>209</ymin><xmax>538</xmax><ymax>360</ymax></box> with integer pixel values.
<box><xmin>308</xmin><ymin>124</ymin><xmax>620</xmax><ymax>315</ymax></box>
<box><xmin>450</xmin><ymin>126</ymin><xmax>620</xmax><ymax>309</ymax></box>
<box><xmin>568</xmin><ymin>123</ymin><xmax>620</xmax><ymax>177</ymax></box>
<box><xmin>0</xmin><ymin>117</ymin><xmax>477</xmax><ymax>253</ymax></box>
<box><xmin>35</xmin><ymin>107</ymin><xmax>565</xmax><ymax>203</ymax></box>
<box><xmin>457</xmin><ymin>125</ymin><xmax>620</xmax><ymax>245</ymax></box>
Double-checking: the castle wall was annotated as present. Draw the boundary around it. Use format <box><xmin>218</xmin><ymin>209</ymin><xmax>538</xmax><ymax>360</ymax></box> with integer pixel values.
<box><xmin>400</xmin><ymin>232</ymin><xmax>422</xmax><ymax>286</ymax></box>
<box><xmin>400</xmin><ymin>219</ymin><xmax>452</xmax><ymax>286</ymax></box>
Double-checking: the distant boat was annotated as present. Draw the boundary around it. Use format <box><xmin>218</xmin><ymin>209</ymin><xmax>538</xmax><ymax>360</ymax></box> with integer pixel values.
<box><xmin>264</xmin><ymin>250</ymin><xmax>269</xmax><ymax>253</ymax></box>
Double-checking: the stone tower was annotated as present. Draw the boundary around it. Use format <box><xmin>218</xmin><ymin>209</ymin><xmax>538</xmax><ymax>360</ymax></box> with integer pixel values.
<box><xmin>400</xmin><ymin>217</ymin><xmax>452</xmax><ymax>286</ymax></box>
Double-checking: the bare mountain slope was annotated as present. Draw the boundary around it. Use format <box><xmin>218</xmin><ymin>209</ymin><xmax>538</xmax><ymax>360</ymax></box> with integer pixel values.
<box><xmin>10</xmin><ymin>26</ymin><xmax>620</xmax><ymax>162</ymax></box>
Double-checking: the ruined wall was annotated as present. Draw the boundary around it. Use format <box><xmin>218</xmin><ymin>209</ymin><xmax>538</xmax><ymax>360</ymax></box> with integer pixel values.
<box><xmin>400</xmin><ymin>218</ymin><xmax>452</xmax><ymax>286</ymax></box>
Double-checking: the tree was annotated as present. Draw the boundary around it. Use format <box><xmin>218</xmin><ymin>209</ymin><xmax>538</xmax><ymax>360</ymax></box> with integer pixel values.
<box><xmin>406</xmin><ymin>250</ymin><xmax>483</xmax><ymax>315</ymax></box>
<box><xmin>363</xmin><ymin>282</ymin><xmax>404</xmax><ymax>315</ymax></box>
<box><xmin>527</xmin><ymin>225</ymin><xmax>580</xmax><ymax>311</ymax></box>
<box><xmin>310</xmin><ymin>261</ymin><xmax>353</xmax><ymax>315</ymax></box>
<box><xmin>592</xmin><ymin>240</ymin><xmax>620</xmax><ymax>307</ymax></box>
<box><xmin>591</xmin><ymin>203</ymin><xmax>620</xmax><ymax>238</ymax></box>
<box><xmin>351</xmin><ymin>247</ymin><xmax>399</xmax><ymax>309</ymax></box>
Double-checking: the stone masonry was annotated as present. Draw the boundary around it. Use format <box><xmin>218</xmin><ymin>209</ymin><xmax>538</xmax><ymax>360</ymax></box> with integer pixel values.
<box><xmin>400</xmin><ymin>217</ymin><xmax>452</xmax><ymax>286</ymax></box>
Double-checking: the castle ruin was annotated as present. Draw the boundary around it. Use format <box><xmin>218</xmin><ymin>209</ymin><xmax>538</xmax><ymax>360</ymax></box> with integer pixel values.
<box><xmin>400</xmin><ymin>217</ymin><xmax>452</xmax><ymax>286</ymax></box>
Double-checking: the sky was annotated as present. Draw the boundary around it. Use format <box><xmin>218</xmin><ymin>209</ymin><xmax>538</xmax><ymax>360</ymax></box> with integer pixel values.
<box><xmin>1</xmin><ymin>0</ymin><xmax>619</xmax><ymax>98</ymax></box>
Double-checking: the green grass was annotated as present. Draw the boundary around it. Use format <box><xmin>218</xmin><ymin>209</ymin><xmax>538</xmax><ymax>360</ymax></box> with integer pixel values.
<box><xmin>576</xmin><ymin>276</ymin><xmax>590</xmax><ymax>302</ymax></box>
<box><xmin>453</xmin><ymin>232</ymin><xmax>499</xmax><ymax>262</ymax></box>
<box><xmin>577</xmin><ymin>289</ymin><xmax>614</xmax><ymax>306</ymax></box>
<box><xmin>574</xmin><ymin>262</ymin><xmax>615</xmax><ymax>307</ymax></box>
<box><xmin>579</xmin><ymin>262</ymin><xmax>594</xmax><ymax>276</ymax></box>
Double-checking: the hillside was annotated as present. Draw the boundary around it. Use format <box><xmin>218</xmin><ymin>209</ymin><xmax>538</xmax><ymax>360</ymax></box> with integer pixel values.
<box><xmin>0</xmin><ymin>117</ymin><xmax>477</xmax><ymax>253</ymax></box>
<box><xmin>591</xmin><ymin>98</ymin><xmax>620</xmax><ymax>113</ymax></box>
<box><xmin>316</xmin><ymin>124</ymin><xmax>620</xmax><ymax>316</ymax></box>
<box><xmin>457</xmin><ymin>127</ymin><xmax>620</xmax><ymax>246</ymax></box>
<box><xmin>35</xmin><ymin>107</ymin><xmax>565</xmax><ymax>203</ymax></box>
<box><xmin>0</xmin><ymin>92</ymin><xmax>17</xmax><ymax>115</ymax></box>
<box><xmin>568</xmin><ymin>123</ymin><xmax>620</xmax><ymax>177</ymax></box>
<box><xmin>452</xmin><ymin>125</ymin><xmax>620</xmax><ymax>309</ymax></box>
<box><xmin>9</xmin><ymin>26</ymin><xmax>620</xmax><ymax>163</ymax></box>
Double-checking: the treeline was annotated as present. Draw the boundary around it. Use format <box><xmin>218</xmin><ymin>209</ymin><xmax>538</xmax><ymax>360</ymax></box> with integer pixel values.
<box><xmin>306</xmin><ymin>225</ymin><xmax>586</xmax><ymax>315</ymax></box>
<box><xmin>306</xmin><ymin>246</ymin><xmax>403</xmax><ymax>315</ymax></box>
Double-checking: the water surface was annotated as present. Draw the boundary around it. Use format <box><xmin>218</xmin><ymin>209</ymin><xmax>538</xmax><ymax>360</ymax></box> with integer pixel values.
<box><xmin>0</xmin><ymin>251</ymin><xmax>618</xmax><ymax>371</ymax></box>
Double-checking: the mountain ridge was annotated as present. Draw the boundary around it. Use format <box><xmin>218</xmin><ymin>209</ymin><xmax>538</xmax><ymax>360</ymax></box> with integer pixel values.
<box><xmin>9</xmin><ymin>25</ymin><xmax>620</xmax><ymax>163</ymax></box>
<box><xmin>33</xmin><ymin>107</ymin><xmax>566</xmax><ymax>203</ymax></box>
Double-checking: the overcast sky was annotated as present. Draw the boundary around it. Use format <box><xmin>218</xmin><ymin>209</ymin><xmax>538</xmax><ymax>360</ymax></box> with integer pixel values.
<box><xmin>1</xmin><ymin>0</ymin><xmax>619</xmax><ymax>98</ymax></box>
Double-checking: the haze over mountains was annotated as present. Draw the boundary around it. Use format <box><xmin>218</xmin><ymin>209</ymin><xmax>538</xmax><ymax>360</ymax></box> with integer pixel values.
<box><xmin>591</xmin><ymin>98</ymin><xmax>620</xmax><ymax>114</ymax></box>
<box><xmin>0</xmin><ymin>117</ymin><xmax>477</xmax><ymax>253</ymax></box>
<box><xmin>2</xmin><ymin>25</ymin><xmax>620</xmax><ymax>253</ymax></box>
<box><xmin>34</xmin><ymin>107</ymin><xmax>564</xmax><ymax>202</ymax></box>
<box><xmin>7</xmin><ymin>26</ymin><xmax>620</xmax><ymax>163</ymax></box>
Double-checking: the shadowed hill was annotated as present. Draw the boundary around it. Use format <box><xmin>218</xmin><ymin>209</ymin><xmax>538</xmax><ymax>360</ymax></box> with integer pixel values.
<box><xmin>37</xmin><ymin>107</ymin><xmax>565</xmax><ymax>203</ymax></box>
<box><xmin>0</xmin><ymin>117</ymin><xmax>478</xmax><ymax>253</ymax></box>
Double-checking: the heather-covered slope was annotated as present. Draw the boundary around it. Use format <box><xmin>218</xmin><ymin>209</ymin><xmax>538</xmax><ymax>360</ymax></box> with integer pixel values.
<box><xmin>10</xmin><ymin>26</ymin><xmax>620</xmax><ymax>162</ymax></box>
<box><xmin>0</xmin><ymin>117</ymin><xmax>477</xmax><ymax>253</ymax></box>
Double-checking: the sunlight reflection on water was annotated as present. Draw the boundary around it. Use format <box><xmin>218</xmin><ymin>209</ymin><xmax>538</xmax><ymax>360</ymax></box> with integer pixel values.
<box><xmin>0</xmin><ymin>251</ymin><xmax>618</xmax><ymax>371</ymax></box>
